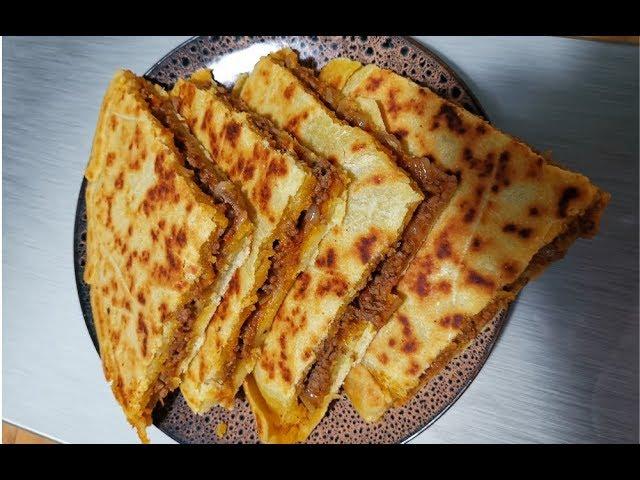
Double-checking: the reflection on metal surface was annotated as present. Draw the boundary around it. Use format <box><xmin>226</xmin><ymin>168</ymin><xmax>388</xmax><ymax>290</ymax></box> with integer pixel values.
<box><xmin>207</xmin><ymin>42</ymin><xmax>285</xmax><ymax>86</ymax></box>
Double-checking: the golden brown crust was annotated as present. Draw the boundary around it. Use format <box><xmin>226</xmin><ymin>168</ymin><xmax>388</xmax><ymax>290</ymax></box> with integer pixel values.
<box><xmin>322</xmin><ymin>58</ymin><xmax>610</xmax><ymax>420</ymax></box>
<box><xmin>85</xmin><ymin>70</ymin><xmax>250</xmax><ymax>442</ymax></box>
<box><xmin>239</xmin><ymin>50</ymin><xmax>423</xmax><ymax>440</ymax></box>
<box><xmin>171</xmin><ymin>73</ymin><xmax>346</xmax><ymax>411</ymax></box>
<box><xmin>273</xmin><ymin>49</ymin><xmax>458</xmax><ymax>416</ymax></box>
<box><xmin>401</xmin><ymin>188</ymin><xmax>609</xmax><ymax>405</ymax></box>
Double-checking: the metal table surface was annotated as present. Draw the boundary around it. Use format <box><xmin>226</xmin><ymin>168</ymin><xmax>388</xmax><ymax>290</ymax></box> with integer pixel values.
<box><xmin>3</xmin><ymin>36</ymin><xmax>638</xmax><ymax>444</ymax></box>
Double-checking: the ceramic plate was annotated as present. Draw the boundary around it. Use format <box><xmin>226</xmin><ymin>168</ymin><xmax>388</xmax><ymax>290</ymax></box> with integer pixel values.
<box><xmin>75</xmin><ymin>35</ymin><xmax>506</xmax><ymax>444</ymax></box>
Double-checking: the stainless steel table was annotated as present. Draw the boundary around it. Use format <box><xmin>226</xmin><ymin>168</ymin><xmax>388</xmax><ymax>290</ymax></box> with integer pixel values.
<box><xmin>3</xmin><ymin>36</ymin><xmax>638</xmax><ymax>444</ymax></box>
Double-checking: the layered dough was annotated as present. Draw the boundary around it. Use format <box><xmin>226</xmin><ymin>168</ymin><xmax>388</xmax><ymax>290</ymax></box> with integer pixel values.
<box><xmin>321</xmin><ymin>59</ymin><xmax>609</xmax><ymax>421</ymax></box>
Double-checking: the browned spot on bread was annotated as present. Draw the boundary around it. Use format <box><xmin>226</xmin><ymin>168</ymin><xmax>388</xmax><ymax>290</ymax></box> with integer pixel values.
<box><xmin>368</xmin><ymin>174</ymin><xmax>384</xmax><ymax>185</ymax></box>
<box><xmin>158</xmin><ymin>219</ymin><xmax>166</xmax><ymax>230</ymax></box>
<box><xmin>106</xmin><ymin>152</ymin><xmax>115</xmax><ymax>167</ymax></box>
<box><xmin>365</xmin><ymin>75</ymin><xmax>383</xmax><ymax>92</ymax></box>
<box><xmin>133</xmin><ymin>125</ymin><xmax>142</xmax><ymax>148</ymax></box>
<box><xmin>386</xmin><ymin>88</ymin><xmax>402</xmax><ymax>117</ymax></box>
<box><xmin>303</xmin><ymin>348</ymin><xmax>313</xmax><ymax>361</ymax></box>
<box><xmin>436</xmin><ymin>104</ymin><xmax>466</xmax><ymax>134</ymax></box>
<box><xmin>251</xmin><ymin>176</ymin><xmax>272</xmax><ymax>214</ymax></box>
<box><xmin>150</xmin><ymin>228</ymin><xmax>159</xmax><ymax>243</ymax></box>
<box><xmin>503</xmin><ymin>223</ymin><xmax>517</xmax><ymax>233</ymax></box>
<box><xmin>407</xmin><ymin>361</ymin><xmax>420</xmax><ymax>375</ymax></box>
<box><xmin>267</xmin><ymin>155</ymin><xmax>288</xmax><ymax>177</ymax></box>
<box><xmin>316</xmin><ymin>275</ymin><xmax>349</xmax><ymax>298</ymax></box>
<box><xmin>463</xmin><ymin>208</ymin><xmax>476</xmax><ymax>223</ymax></box>
<box><xmin>466</xmin><ymin>270</ymin><xmax>495</xmax><ymax>290</ymax></box>
<box><xmin>479</xmin><ymin>157</ymin><xmax>495</xmax><ymax>178</ymax></box>
<box><xmin>293</xmin><ymin>272</ymin><xmax>311</xmax><ymax>300</ymax></box>
<box><xmin>378</xmin><ymin>353</ymin><xmax>389</xmax><ymax>365</ymax></box>
<box><xmin>233</xmin><ymin>155</ymin><xmax>248</xmax><ymax>180</ymax></box>
<box><xmin>175</xmin><ymin>227</ymin><xmax>187</xmax><ymax>247</ymax></box>
<box><xmin>224</xmin><ymin>120</ymin><xmax>242</xmax><ymax>148</ymax></box>
<box><xmin>439</xmin><ymin>314</ymin><xmax>464</xmax><ymax>328</ymax></box>
<box><xmin>417</xmin><ymin>255</ymin><xmax>434</xmax><ymax>276</ymax></box>
<box><xmin>285</xmin><ymin>110</ymin><xmax>309</xmax><ymax>133</ymax></box>
<box><xmin>137</xmin><ymin>314</ymin><xmax>148</xmax><ymax>357</ymax></box>
<box><xmin>127</xmin><ymin>225</ymin><xmax>133</xmax><ymax>237</ymax></box>
<box><xmin>105</xmin><ymin>195</ymin><xmax>113</xmax><ymax>228</ymax></box>
<box><xmin>529</xmin><ymin>206</ymin><xmax>540</xmax><ymax>216</ymax></box>
<box><xmin>278</xmin><ymin>333</ymin><xmax>287</xmax><ymax>360</ymax></box>
<box><xmin>388</xmin><ymin>338</ymin><xmax>397</xmax><ymax>347</ymax></box>
<box><xmin>142</xmin><ymin>157</ymin><xmax>180</xmax><ymax>215</ymax></box>
<box><xmin>518</xmin><ymin>227</ymin><xmax>533</xmax><ymax>239</ymax></box>
<box><xmin>278</xmin><ymin>360</ymin><xmax>292</xmax><ymax>383</ymax></box>
<box><xmin>283</xmin><ymin>83</ymin><xmax>295</xmax><ymax>100</ymax></box>
<box><xmin>351</xmin><ymin>142</ymin><xmax>367</xmax><ymax>152</ymax></box>
<box><xmin>356</xmin><ymin>232</ymin><xmax>378</xmax><ymax>264</ymax></box>
<box><xmin>315</xmin><ymin>247</ymin><xmax>337</xmax><ymax>269</ymax></box>
<box><xmin>137</xmin><ymin>292</ymin><xmax>146</xmax><ymax>305</ymax></box>
<box><xmin>437</xmin><ymin>280</ymin><xmax>452</xmax><ymax>294</ymax></box>
<box><xmin>140</xmin><ymin>250</ymin><xmax>150</xmax><ymax>263</ymax></box>
<box><xmin>436</xmin><ymin>237</ymin><xmax>452</xmax><ymax>259</ymax></box>
<box><xmin>413</xmin><ymin>273</ymin><xmax>430</xmax><ymax>297</ymax></box>
<box><xmin>261</xmin><ymin>357</ymin><xmax>275</xmax><ymax>380</ymax></box>
<box><xmin>402</xmin><ymin>340</ymin><xmax>418</xmax><ymax>354</ymax></box>
<box><xmin>558</xmin><ymin>186</ymin><xmax>580</xmax><ymax>218</ymax></box>
<box><xmin>476</xmin><ymin>124</ymin><xmax>487</xmax><ymax>134</ymax></box>
<box><xmin>109</xmin><ymin>115</ymin><xmax>118</xmax><ymax>131</ymax></box>
<box><xmin>399</xmin><ymin>314</ymin><xmax>412</xmax><ymax>337</ymax></box>
<box><xmin>410</xmin><ymin>98</ymin><xmax>426</xmax><ymax>116</ymax></box>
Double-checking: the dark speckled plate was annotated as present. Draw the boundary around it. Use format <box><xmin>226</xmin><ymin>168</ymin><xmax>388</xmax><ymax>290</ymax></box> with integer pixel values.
<box><xmin>75</xmin><ymin>36</ymin><xmax>505</xmax><ymax>444</ymax></box>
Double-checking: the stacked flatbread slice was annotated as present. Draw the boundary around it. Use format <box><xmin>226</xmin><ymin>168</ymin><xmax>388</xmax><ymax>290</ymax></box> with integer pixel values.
<box><xmin>170</xmin><ymin>70</ymin><xmax>346</xmax><ymax>412</ymax></box>
<box><xmin>320</xmin><ymin>58</ymin><xmax>609</xmax><ymax>421</ymax></box>
<box><xmin>85</xmin><ymin>71</ymin><xmax>252</xmax><ymax>442</ymax></box>
<box><xmin>236</xmin><ymin>49</ymin><xmax>425</xmax><ymax>442</ymax></box>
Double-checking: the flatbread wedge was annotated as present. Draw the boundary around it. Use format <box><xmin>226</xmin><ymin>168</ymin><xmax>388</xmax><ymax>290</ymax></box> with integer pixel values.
<box><xmin>321</xmin><ymin>59</ymin><xmax>610</xmax><ymax>421</ymax></box>
<box><xmin>288</xmin><ymin>58</ymin><xmax>458</xmax><ymax>419</ymax></box>
<box><xmin>170</xmin><ymin>70</ymin><xmax>346</xmax><ymax>412</ymax></box>
<box><xmin>237</xmin><ymin>49</ymin><xmax>423</xmax><ymax>443</ymax></box>
<box><xmin>84</xmin><ymin>70</ymin><xmax>252</xmax><ymax>441</ymax></box>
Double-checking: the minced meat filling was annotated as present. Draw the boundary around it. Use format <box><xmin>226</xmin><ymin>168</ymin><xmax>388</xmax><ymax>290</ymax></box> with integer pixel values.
<box><xmin>145</xmin><ymin>301</ymin><xmax>198</xmax><ymax>412</ymax></box>
<box><xmin>236</xmin><ymin>149</ymin><xmax>339</xmax><ymax>361</ymax></box>
<box><xmin>232</xmin><ymin>120</ymin><xmax>341</xmax><ymax>363</ymax></box>
<box><xmin>300</xmin><ymin>195</ymin><xmax>452</xmax><ymax>409</ymax></box>
<box><xmin>141</xmin><ymin>81</ymin><xmax>250</xmax><ymax>254</ymax></box>
<box><xmin>137</xmin><ymin>81</ymin><xmax>251</xmax><ymax>410</ymax></box>
<box><xmin>273</xmin><ymin>56</ymin><xmax>461</xmax><ymax>410</ymax></box>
